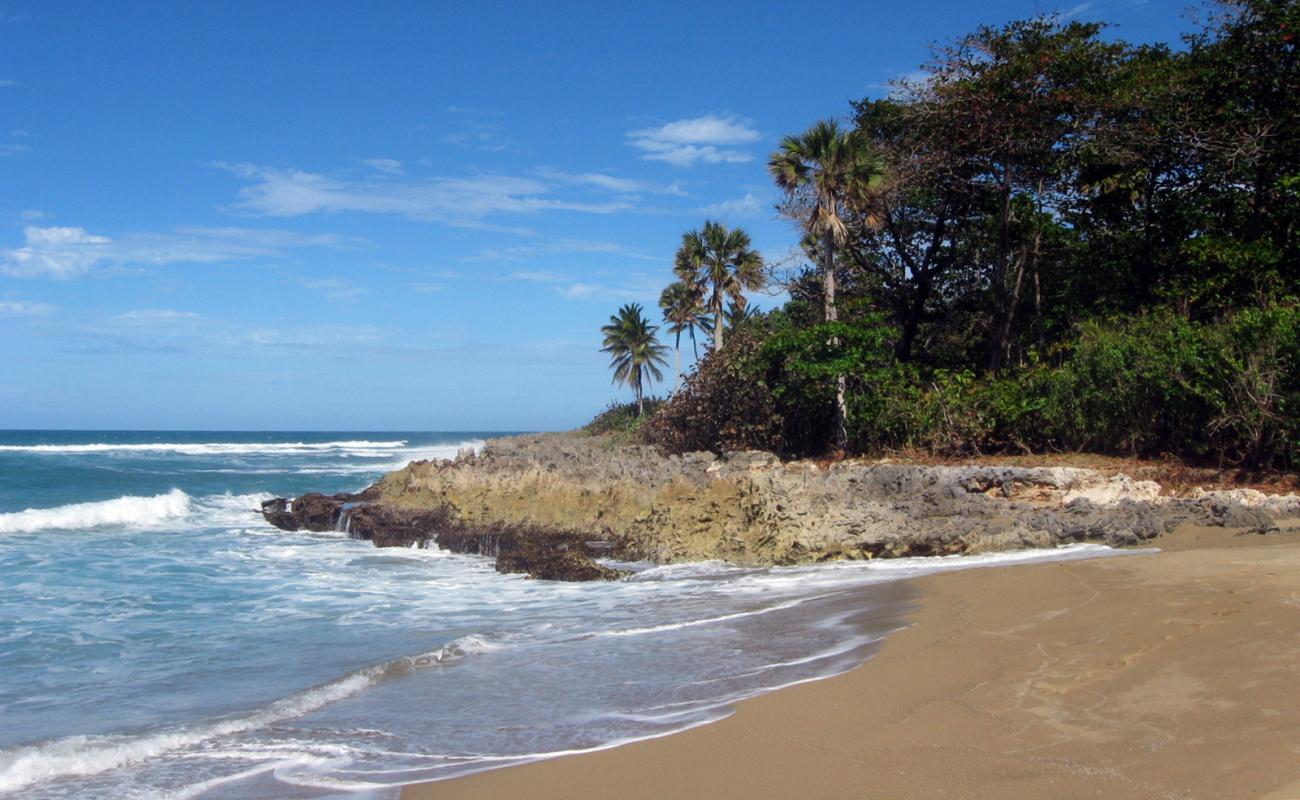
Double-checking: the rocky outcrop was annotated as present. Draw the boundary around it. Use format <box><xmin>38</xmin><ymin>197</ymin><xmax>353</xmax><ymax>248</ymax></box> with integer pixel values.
<box><xmin>369</xmin><ymin>433</ymin><xmax>1298</xmax><ymax>566</ymax></box>
<box><xmin>259</xmin><ymin>492</ymin><xmax>625</xmax><ymax>581</ymax></box>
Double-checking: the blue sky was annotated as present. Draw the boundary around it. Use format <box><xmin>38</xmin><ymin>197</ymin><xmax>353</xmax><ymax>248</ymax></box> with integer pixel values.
<box><xmin>1</xmin><ymin>0</ymin><xmax>1190</xmax><ymax>430</ymax></box>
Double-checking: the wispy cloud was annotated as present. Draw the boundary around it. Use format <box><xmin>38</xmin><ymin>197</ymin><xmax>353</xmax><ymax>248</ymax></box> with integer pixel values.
<box><xmin>627</xmin><ymin>114</ymin><xmax>761</xmax><ymax>167</ymax></box>
<box><xmin>217</xmin><ymin>163</ymin><xmax>635</xmax><ymax>227</ymax></box>
<box><xmin>465</xmin><ymin>237</ymin><xmax>660</xmax><ymax>265</ymax></box>
<box><xmin>1062</xmin><ymin>1</ymin><xmax>1096</xmax><ymax>19</ymax></box>
<box><xmin>0</xmin><ymin>79</ymin><xmax>18</xmax><ymax>88</ymax></box>
<box><xmin>298</xmin><ymin>277</ymin><xmax>368</xmax><ymax>303</ymax></box>
<box><xmin>696</xmin><ymin>192</ymin><xmax>767</xmax><ymax>219</ymax></box>
<box><xmin>1</xmin><ymin>224</ymin><xmax>345</xmax><ymax>279</ymax></box>
<box><xmin>361</xmin><ymin>157</ymin><xmax>405</xmax><ymax>175</ymax></box>
<box><xmin>0</xmin><ymin>142</ymin><xmax>29</xmax><ymax>157</ymax></box>
<box><xmin>0</xmin><ymin>300</ymin><xmax>55</xmax><ymax>317</ymax></box>
<box><xmin>84</xmin><ymin>308</ymin><xmax>391</xmax><ymax>357</ymax></box>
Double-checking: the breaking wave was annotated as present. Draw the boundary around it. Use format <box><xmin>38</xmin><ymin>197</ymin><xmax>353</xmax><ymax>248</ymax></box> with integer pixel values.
<box><xmin>0</xmin><ymin>490</ymin><xmax>193</xmax><ymax>535</ymax></box>
<box><xmin>0</xmin><ymin>440</ymin><xmax>409</xmax><ymax>456</ymax></box>
<box><xmin>0</xmin><ymin>634</ymin><xmax>502</xmax><ymax>794</ymax></box>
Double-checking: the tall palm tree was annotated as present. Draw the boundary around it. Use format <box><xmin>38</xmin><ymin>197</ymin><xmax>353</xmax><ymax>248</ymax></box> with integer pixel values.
<box><xmin>673</xmin><ymin>221</ymin><xmax>765</xmax><ymax>353</ymax></box>
<box><xmin>658</xmin><ymin>281</ymin><xmax>713</xmax><ymax>390</ymax></box>
<box><xmin>768</xmin><ymin>119</ymin><xmax>886</xmax><ymax>449</ymax></box>
<box><xmin>600</xmin><ymin>303</ymin><xmax>669</xmax><ymax>416</ymax></box>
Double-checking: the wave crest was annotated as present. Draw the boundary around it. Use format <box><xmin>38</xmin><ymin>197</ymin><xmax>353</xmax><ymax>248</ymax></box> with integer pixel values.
<box><xmin>0</xmin><ymin>633</ymin><xmax>501</xmax><ymax>793</ymax></box>
<box><xmin>0</xmin><ymin>489</ymin><xmax>192</xmax><ymax>535</ymax></box>
<box><xmin>0</xmin><ymin>440</ymin><xmax>408</xmax><ymax>456</ymax></box>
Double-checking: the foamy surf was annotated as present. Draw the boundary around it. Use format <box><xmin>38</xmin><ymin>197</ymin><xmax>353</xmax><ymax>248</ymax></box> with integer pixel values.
<box><xmin>0</xmin><ymin>440</ymin><xmax>409</xmax><ymax>456</ymax></box>
<box><xmin>0</xmin><ymin>489</ymin><xmax>192</xmax><ymax>535</ymax></box>
<box><xmin>0</xmin><ymin>634</ymin><xmax>503</xmax><ymax>794</ymax></box>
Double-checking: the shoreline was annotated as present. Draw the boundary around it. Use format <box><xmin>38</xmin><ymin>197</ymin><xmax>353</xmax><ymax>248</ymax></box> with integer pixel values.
<box><xmin>403</xmin><ymin>522</ymin><xmax>1300</xmax><ymax>800</ymax></box>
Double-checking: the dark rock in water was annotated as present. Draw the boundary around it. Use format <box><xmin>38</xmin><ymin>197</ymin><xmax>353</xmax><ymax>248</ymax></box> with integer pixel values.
<box><xmin>346</xmin><ymin>504</ymin><xmax>450</xmax><ymax>548</ymax></box>
<box><xmin>259</xmin><ymin>493</ymin><xmax>625</xmax><ymax>581</ymax></box>
<box><xmin>260</xmin><ymin>498</ymin><xmax>299</xmax><ymax>531</ymax></box>
<box><xmin>436</xmin><ymin>523</ymin><xmax>627</xmax><ymax>581</ymax></box>
<box><xmin>289</xmin><ymin>492</ymin><xmax>361</xmax><ymax>531</ymax></box>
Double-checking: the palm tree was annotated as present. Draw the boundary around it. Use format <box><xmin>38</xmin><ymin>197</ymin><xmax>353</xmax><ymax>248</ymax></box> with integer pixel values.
<box><xmin>673</xmin><ymin>221</ymin><xmax>765</xmax><ymax>353</ymax></box>
<box><xmin>658</xmin><ymin>281</ymin><xmax>713</xmax><ymax>390</ymax></box>
<box><xmin>600</xmin><ymin>303</ymin><xmax>669</xmax><ymax>416</ymax></box>
<box><xmin>768</xmin><ymin>119</ymin><xmax>885</xmax><ymax>449</ymax></box>
<box><xmin>723</xmin><ymin>298</ymin><xmax>757</xmax><ymax>336</ymax></box>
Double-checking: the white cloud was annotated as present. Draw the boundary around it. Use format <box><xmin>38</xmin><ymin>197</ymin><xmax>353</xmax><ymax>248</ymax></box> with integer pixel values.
<box><xmin>509</xmin><ymin>270</ymin><xmax>569</xmax><ymax>283</ymax></box>
<box><xmin>627</xmin><ymin>115</ymin><xmax>761</xmax><ymax>167</ymax></box>
<box><xmin>465</xmin><ymin>238</ymin><xmax>659</xmax><ymax>265</ymax></box>
<box><xmin>18</xmin><ymin>209</ymin><xmax>46</xmax><ymax>220</ymax></box>
<box><xmin>1</xmin><ymin>226</ymin><xmax>112</xmax><ymax>278</ymax></box>
<box><xmin>535</xmin><ymin>168</ymin><xmax>646</xmax><ymax>194</ymax></box>
<box><xmin>111</xmin><ymin>309</ymin><xmax>203</xmax><ymax>327</ymax></box>
<box><xmin>87</xmin><ymin>309</ymin><xmax>392</xmax><ymax>356</ymax></box>
<box><xmin>1063</xmin><ymin>2</ymin><xmax>1096</xmax><ymax>19</ymax></box>
<box><xmin>697</xmin><ymin>192</ymin><xmax>766</xmax><ymax>219</ymax></box>
<box><xmin>362</xmin><ymin>158</ymin><xmax>405</xmax><ymax>175</ymax></box>
<box><xmin>1</xmin><ymin>224</ymin><xmax>343</xmax><ymax>279</ymax></box>
<box><xmin>0</xmin><ymin>300</ymin><xmax>54</xmax><ymax>317</ymax></box>
<box><xmin>560</xmin><ymin>283</ymin><xmax>600</xmax><ymax>299</ymax></box>
<box><xmin>218</xmin><ymin>163</ymin><xmax>634</xmax><ymax>226</ymax></box>
<box><xmin>0</xmin><ymin>142</ymin><xmax>30</xmax><ymax>157</ymax></box>
<box><xmin>299</xmin><ymin>277</ymin><xmax>367</xmax><ymax>303</ymax></box>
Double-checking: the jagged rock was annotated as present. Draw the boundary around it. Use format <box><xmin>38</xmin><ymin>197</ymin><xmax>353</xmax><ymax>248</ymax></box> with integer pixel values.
<box><xmin>368</xmin><ymin>432</ymin><xmax>1298</xmax><ymax>565</ymax></box>
<box><xmin>259</xmin><ymin>490</ymin><xmax>625</xmax><ymax>581</ymax></box>
<box><xmin>260</xmin><ymin>498</ymin><xmax>299</xmax><ymax>531</ymax></box>
<box><xmin>289</xmin><ymin>492</ymin><xmax>354</xmax><ymax>531</ymax></box>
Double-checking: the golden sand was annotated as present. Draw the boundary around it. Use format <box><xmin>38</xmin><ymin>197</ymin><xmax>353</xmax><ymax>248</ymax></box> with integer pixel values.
<box><xmin>404</xmin><ymin>523</ymin><xmax>1300</xmax><ymax>799</ymax></box>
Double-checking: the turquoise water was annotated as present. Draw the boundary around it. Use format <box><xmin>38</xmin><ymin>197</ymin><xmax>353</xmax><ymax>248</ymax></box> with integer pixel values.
<box><xmin>0</xmin><ymin>431</ymin><xmax>1115</xmax><ymax>798</ymax></box>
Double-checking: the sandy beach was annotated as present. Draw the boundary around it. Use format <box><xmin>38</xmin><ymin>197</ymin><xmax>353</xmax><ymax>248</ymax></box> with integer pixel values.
<box><xmin>405</xmin><ymin>522</ymin><xmax>1300</xmax><ymax>800</ymax></box>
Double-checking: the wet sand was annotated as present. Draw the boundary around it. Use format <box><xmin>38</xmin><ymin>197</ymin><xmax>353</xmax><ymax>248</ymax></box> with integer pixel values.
<box><xmin>404</xmin><ymin>523</ymin><xmax>1300</xmax><ymax>800</ymax></box>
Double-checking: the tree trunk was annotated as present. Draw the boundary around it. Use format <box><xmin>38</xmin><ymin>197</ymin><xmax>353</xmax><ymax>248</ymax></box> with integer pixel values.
<box><xmin>896</xmin><ymin>274</ymin><xmax>932</xmax><ymax>362</ymax></box>
<box><xmin>823</xmin><ymin>229</ymin><xmax>848</xmax><ymax>451</ymax></box>
<box><xmin>673</xmin><ymin>331</ymin><xmax>682</xmax><ymax>393</ymax></box>
<box><xmin>636</xmin><ymin>384</ymin><xmax>644</xmax><ymax>417</ymax></box>
<box><xmin>713</xmin><ymin>299</ymin><xmax>725</xmax><ymax>352</ymax></box>
<box><xmin>987</xmin><ymin>167</ymin><xmax>1014</xmax><ymax>373</ymax></box>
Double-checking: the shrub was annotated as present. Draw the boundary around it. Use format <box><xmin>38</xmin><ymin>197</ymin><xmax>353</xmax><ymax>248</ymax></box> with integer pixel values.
<box><xmin>642</xmin><ymin>304</ymin><xmax>1300</xmax><ymax>469</ymax></box>
<box><xmin>583</xmin><ymin>398</ymin><xmax>664</xmax><ymax>438</ymax></box>
<box><xmin>639</xmin><ymin>330</ymin><xmax>785</xmax><ymax>454</ymax></box>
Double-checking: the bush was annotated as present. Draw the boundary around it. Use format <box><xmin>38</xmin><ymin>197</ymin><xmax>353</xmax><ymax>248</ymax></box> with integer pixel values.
<box><xmin>641</xmin><ymin>304</ymin><xmax>1300</xmax><ymax>469</ymax></box>
<box><xmin>583</xmin><ymin>398</ymin><xmax>664</xmax><ymax>438</ymax></box>
<box><xmin>639</xmin><ymin>330</ymin><xmax>785</xmax><ymax>454</ymax></box>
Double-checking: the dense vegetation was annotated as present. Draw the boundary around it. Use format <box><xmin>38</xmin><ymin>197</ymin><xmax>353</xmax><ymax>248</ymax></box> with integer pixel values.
<box><xmin>618</xmin><ymin>1</ymin><xmax>1298</xmax><ymax>470</ymax></box>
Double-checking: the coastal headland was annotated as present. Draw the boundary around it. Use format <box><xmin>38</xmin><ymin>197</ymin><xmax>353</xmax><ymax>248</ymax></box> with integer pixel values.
<box><xmin>261</xmin><ymin>431</ymin><xmax>1300</xmax><ymax>797</ymax></box>
<box><xmin>262</xmin><ymin>431</ymin><xmax>1297</xmax><ymax>575</ymax></box>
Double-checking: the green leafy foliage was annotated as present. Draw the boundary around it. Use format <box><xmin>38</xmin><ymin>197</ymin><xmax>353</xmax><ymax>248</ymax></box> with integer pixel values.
<box><xmin>636</xmin><ymin>4</ymin><xmax>1300</xmax><ymax>471</ymax></box>
<box><xmin>583</xmin><ymin>399</ymin><xmax>666</xmax><ymax>438</ymax></box>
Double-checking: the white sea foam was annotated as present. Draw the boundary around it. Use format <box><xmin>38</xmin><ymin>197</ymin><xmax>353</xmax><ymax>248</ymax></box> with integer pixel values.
<box><xmin>0</xmin><ymin>633</ymin><xmax>501</xmax><ymax>794</ymax></box>
<box><xmin>0</xmin><ymin>440</ymin><xmax>408</xmax><ymax>456</ymax></box>
<box><xmin>0</xmin><ymin>489</ymin><xmax>192</xmax><ymax>535</ymax></box>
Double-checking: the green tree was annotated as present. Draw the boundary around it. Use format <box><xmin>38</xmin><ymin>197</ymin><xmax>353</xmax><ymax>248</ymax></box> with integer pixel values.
<box><xmin>600</xmin><ymin>303</ymin><xmax>670</xmax><ymax>416</ymax></box>
<box><xmin>673</xmin><ymin>221</ymin><xmax>765</xmax><ymax>353</ymax></box>
<box><xmin>659</xmin><ymin>280</ymin><xmax>713</xmax><ymax>390</ymax></box>
<box><xmin>724</xmin><ymin>298</ymin><xmax>758</xmax><ymax>336</ymax></box>
<box><xmin>769</xmin><ymin>119</ymin><xmax>886</xmax><ymax>448</ymax></box>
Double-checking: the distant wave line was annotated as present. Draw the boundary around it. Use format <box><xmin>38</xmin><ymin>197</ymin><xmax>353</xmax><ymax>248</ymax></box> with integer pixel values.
<box><xmin>0</xmin><ymin>440</ymin><xmax>409</xmax><ymax>455</ymax></box>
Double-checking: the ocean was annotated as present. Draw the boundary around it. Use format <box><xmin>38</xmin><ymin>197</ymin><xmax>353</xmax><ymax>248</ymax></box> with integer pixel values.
<box><xmin>0</xmin><ymin>430</ymin><xmax>1119</xmax><ymax>798</ymax></box>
